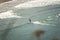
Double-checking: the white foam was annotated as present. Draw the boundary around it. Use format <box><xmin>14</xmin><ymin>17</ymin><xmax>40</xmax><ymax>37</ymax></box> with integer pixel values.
<box><xmin>0</xmin><ymin>10</ymin><xmax>24</xmax><ymax>19</ymax></box>
<box><xmin>32</xmin><ymin>21</ymin><xmax>50</xmax><ymax>25</ymax></box>
<box><xmin>14</xmin><ymin>0</ymin><xmax>60</xmax><ymax>9</ymax></box>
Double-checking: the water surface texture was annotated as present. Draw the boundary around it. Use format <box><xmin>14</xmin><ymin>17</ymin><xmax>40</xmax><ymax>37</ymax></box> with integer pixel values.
<box><xmin>0</xmin><ymin>4</ymin><xmax>60</xmax><ymax>40</ymax></box>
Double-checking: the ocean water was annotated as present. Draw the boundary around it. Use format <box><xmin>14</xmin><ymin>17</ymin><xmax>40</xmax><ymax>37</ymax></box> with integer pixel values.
<box><xmin>0</xmin><ymin>4</ymin><xmax>60</xmax><ymax>40</ymax></box>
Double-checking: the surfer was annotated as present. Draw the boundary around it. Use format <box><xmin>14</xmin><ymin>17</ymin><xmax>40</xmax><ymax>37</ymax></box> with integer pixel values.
<box><xmin>29</xmin><ymin>18</ymin><xmax>31</xmax><ymax>23</ymax></box>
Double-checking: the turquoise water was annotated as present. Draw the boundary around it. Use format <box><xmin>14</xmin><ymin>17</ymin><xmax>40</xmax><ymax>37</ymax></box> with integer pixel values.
<box><xmin>7</xmin><ymin>23</ymin><xmax>60</xmax><ymax>40</ymax></box>
<box><xmin>0</xmin><ymin>4</ymin><xmax>60</xmax><ymax>40</ymax></box>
